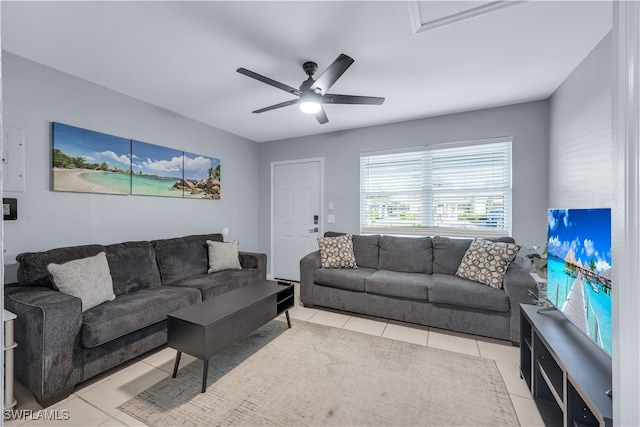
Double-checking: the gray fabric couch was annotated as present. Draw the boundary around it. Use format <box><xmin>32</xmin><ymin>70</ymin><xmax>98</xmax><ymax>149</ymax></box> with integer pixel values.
<box><xmin>300</xmin><ymin>234</ymin><xmax>537</xmax><ymax>344</ymax></box>
<box><xmin>4</xmin><ymin>233</ymin><xmax>266</xmax><ymax>407</ymax></box>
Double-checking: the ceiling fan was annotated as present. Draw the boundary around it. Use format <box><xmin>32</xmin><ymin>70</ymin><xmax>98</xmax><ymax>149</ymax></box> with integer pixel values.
<box><xmin>237</xmin><ymin>54</ymin><xmax>385</xmax><ymax>124</ymax></box>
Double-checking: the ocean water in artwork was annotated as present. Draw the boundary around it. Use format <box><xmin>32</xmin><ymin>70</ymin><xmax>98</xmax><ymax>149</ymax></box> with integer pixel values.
<box><xmin>131</xmin><ymin>174</ymin><xmax>183</xmax><ymax>197</ymax></box>
<box><xmin>78</xmin><ymin>171</ymin><xmax>131</xmax><ymax>194</ymax></box>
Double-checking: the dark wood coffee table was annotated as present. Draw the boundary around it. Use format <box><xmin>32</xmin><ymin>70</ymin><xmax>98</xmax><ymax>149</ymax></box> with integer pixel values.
<box><xmin>167</xmin><ymin>280</ymin><xmax>294</xmax><ymax>393</ymax></box>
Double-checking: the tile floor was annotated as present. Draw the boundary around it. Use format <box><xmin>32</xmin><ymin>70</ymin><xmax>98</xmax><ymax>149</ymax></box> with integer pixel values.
<box><xmin>6</xmin><ymin>283</ymin><xmax>544</xmax><ymax>427</ymax></box>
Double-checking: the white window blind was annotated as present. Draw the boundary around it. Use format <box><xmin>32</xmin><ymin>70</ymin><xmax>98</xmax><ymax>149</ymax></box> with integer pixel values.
<box><xmin>360</xmin><ymin>140</ymin><xmax>512</xmax><ymax>238</ymax></box>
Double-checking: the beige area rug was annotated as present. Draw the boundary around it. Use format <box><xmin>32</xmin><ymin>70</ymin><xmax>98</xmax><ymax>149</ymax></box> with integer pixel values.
<box><xmin>119</xmin><ymin>320</ymin><xmax>519</xmax><ymax>426</ymax></box>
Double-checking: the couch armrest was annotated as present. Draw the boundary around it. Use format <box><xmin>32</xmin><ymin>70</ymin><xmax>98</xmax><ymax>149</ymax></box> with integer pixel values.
<box><xmin>502</xmin><ymin>264</ymin><xmax>538</xmax><ymax>343</ymax></box>
<box><xmin>4</xmin><ymin>284</ymin><xmax>83</xmax><ymax>407</ymax></box>
<box><xmin>239</xmin><ymin>251</ymin><xmax>267</xmax><ymax>280</ymax></box>
<box><xmin>300</xmin><ymin>250</ymin><xmax>322</xmax><ymax>306</ymax></box>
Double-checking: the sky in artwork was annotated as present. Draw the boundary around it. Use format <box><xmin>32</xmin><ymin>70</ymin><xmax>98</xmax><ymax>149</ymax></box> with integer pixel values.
<box><xmin>53</xmin><ymin>123</ymin><xmax>131</xmax><ymax>168</ymax></box>
<box><xmin>547</xmin><ymin>208</ymin><xmax>611</xmax><ymax>274</ymax></box>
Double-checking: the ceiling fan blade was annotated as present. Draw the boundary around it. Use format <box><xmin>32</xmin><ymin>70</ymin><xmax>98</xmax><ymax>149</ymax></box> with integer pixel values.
<box><xmin>315</xmin><ymin>107</ymin><xmax>329</xmax><ymax>124</ymax></box>
<box><xmin>323</xmin><ymin>94</ymin><xmax>385</xmax><ymax>105</ymax></box>
<box><xmin>237</xmin><ymin>68</ymin><xmax>301</xmax><ymax>96</ymax></box>
<box><xmin>310</xmin><ymin>54</ymin><xmax>354</xmax><ymax>95</ymax></box>
<box><xmin>252</xmin><ymin>99</ymin><xmax>299</xmax><ymax>114</ymax></box>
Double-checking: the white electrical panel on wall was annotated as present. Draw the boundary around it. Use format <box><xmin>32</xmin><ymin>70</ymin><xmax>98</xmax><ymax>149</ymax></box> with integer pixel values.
<box><xmin>3</xmin><ymin>127</ymin><xmax>26</xmax><ymax>192</ymax></box>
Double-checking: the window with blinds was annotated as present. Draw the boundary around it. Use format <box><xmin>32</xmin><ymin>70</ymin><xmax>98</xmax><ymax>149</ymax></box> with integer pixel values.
<box><xmin>360</xmin><ymin>139</ymin><xmax>512</xmax><ymax>238</ymax></box>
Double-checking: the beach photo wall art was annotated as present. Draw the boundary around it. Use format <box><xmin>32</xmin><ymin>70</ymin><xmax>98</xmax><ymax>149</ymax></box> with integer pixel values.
<box><xmin>52</xmin><ymin>123</ymin><xmax>131</xmax><ymax>195</ymax></box>
<box><xmin>52</xmin><ymin>123</ymin><xmax>221</xmax><ymax>199</ymax></box>
<box><xmin>131</xmin><ymin>141</ymin><xmax>184</xmax><ymax>198</ymax></box>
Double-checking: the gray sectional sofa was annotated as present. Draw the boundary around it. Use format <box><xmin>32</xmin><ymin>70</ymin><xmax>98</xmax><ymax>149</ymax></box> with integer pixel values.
<box><xmin>300</xmin><ymin>234</ymin><xmax>537</xmax><ymax>344</ymax></box>
<box><xmin>4</xmin><ymin>233</ymin><xmax>266</xmax><ymax>407</ymax></box>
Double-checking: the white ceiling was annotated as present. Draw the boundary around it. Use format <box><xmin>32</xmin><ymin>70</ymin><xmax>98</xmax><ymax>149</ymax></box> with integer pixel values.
<box><xmin>2</xmin><ymin>1</ymin><xmax>612</xmax><ymax>143</ymax></box>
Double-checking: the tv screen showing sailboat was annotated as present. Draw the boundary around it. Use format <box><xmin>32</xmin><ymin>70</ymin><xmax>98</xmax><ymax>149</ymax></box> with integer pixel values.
<box><xmin>546</xmin><ymin>208</ymin><xmax>612</xmax><ymax>356</ymax></box>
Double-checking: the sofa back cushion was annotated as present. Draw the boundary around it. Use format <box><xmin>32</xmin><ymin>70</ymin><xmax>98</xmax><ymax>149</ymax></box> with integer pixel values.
<box><xmin>324</xmin><ymin>232</ymin><xmax>380</xmax><ymax>269</ymax></box>
<box><xmin>352</xmin><ymin>235</ymin><xmax>380</xmax><ymax>269</ymax></box>
<box><xmin>105</xmin><ymin>241</ymin><xmax>162</xmax><ymax>296</ymax></box>
<box><xmin>378</xmin><ymin>236</ymin><xmax>433</xmax><ymax>274</ymax></box>
<box><xmin>16</xmin><ymin>244</ymin><xmax>106</xmax><ymax>289</ymax></box>
<box><xmin>153</xmin><ymin>233</ymin><xmax>223</xmax><ymax>284</ymax></box>
<box><xmin>432</xmin><ymin>236</ymin><xmax>516</xmax><ymax>275</ymax></box>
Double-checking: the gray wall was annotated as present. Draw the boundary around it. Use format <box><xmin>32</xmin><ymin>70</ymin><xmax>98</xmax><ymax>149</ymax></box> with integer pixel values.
<box><xmin>2</xmin><ymin>52</ymin><xmax>260</xmax><ymax>281</ymax></box>
<box><xmin>258</xmin><ymin>100</ymin><xmax>550</xmax><ymax>273</ymax></box>
<box><xmin>549</xmin><ymin>32</ymin><xmax>612</xmax><ymax>208</ymax></box>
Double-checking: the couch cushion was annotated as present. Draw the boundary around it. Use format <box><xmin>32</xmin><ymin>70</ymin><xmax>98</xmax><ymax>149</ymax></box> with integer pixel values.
<box><xmin>352</xmin><ymin>235</ymin><xmax>380</xmax><ymax>269</ymax></box>
<box><xmin>378</xmin><ymin>236</ymin><xmax>433</xmax><ymax>274</ymax></box>
<box><xmin>428</xmin><ymin>273</ymin><xmax>510</xmax><ymax>312</ymax></box>
<box><xmin>105</xmin><ymin>241</ymin><xmax>161</xmax><ymax>296</ymax></box>
<box><xmin>47</xmin><ymin>252</ymin><xmax>116</xmax><ymax>312</ymax></box>
<box><xmin>323</xmin><ymin>232</ymin><xmax>380</xmax><ymax>269</ymax></box>
<box><xmin>81</xmin><ymin>286</ymin><xmax>201</xmax><ymax>348</ymax></box>
<box><xmin>364</xmin><ymin>270</ymin><xmax>430</xmax><ymax>301</ymax></box>
<box><xmin>17</xmin><ymin>244</ymin><xmax>106</xmax><ymax>289</ymax></box>
<box><xmin>432</xmin><ymin>237</ymin><xmax>472</xmax><ymax>275</ymax></box>
<box><xmin>167</xmin><ymin>269</ymin><xmax>263</xmax><ymax>300</ymax></box>
<box><xmin>432</xmin><ymin>236</ymin><xmax>516</xmax><ymax>275</ymax></box>
<box><xmin>455</xmin><ymin>239</ymin><xmax>521</xmax><ymax>288</ymax></box>
<box><xmin>314</xmin><ymin>268</ymin><xmax>377</xmax><ymax>292</ymax></box>
<box><xmin>152</xmin><ymin>233</ymin><xmax>223</xmax><ymax>285</ymax></box>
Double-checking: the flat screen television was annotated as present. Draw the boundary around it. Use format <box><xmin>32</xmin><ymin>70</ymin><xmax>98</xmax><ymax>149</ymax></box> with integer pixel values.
<box><xmin>546</xmin><ymin>208</ymin><xmax>612</xmax><ymax>357</ymax></box>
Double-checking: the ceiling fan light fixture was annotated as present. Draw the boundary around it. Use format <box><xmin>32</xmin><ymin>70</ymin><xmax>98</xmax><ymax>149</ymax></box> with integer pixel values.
<box><xmin>299</xmin><ymin>100</ymin><xmax>321</xmax><ymax>114</ymax></box>
<box><xmin>238</xmin><ymin>53</ymin><xmax>385</xmax><ymax>124</ymax></box>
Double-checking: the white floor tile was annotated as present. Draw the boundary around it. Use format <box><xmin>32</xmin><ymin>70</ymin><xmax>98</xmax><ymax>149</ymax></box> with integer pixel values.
<box><xmin>98</xmin><ymin>417</ymin><xmax>128</xmax><ymax>426</ymax></box>
<box><xmin>112</xmin><ymin>410</ymin><xmax>149</xmax><ymax>426</ymax></box>
<box><xmin>476</xmin><ymin>336</ymin><xmax>520</xmax><ymax>364</ymax></box>
<box><xmin>19</xmin><ymin>396</ymin><xmax>110</xmax><ymax>427</ymax></box>
<box><xmin>496</xmin><ymin>360</ymin><xmax>532</xmax><ymax>398</ymax></box>
<box><xmin>306</xmin><ymin>309</ymin><xmax>350</xmax><ymax>328</ymax></box>
<box><xmin>510</xmin><ymin>394</ymin><xmax>545</xmax><ymax>426</ymax></box>
<box><xmin>139</xmin><ymin>346</ymin><xmax>197</xmax><ymax>374</ymax></box>
<box><xmin>78</xmin><ymin>362</ymin><xmax>168</xmax><ymax>417</ymax></box>
<box><xmin>382</xmin><ymin>322</ymin><xmax>429</xmax><ymax>346</ymax></box>
<box><xmin>287</xmin><ymin>304</ymin><xmax>319</xmax><ymax>321</ymax></box>
<box><xmin>428</xmin><ymin>327</ymin><xmax>480</xmax><ymax>357</ymax></box>
<box><xmin>9</xmin><ymin>380</ymin><xmax>44</xmax><ymax>412</ymax></box>
<box><xmin>342</xmin><ymin>316</ymin><xmax>387</xmax><ymax>336</ymax></box>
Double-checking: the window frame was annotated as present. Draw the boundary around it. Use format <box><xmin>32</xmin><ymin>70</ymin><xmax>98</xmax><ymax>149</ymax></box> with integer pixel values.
<box><xmin>359</xmin><ymin>137</ymin><xmax>513</xmax><ymax>238</ymax></box>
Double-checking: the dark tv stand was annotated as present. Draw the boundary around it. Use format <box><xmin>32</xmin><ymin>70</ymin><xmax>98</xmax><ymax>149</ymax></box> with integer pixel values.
<box><xmin>520</xmin><ymin>304</ymin><xmax>612</xmax><ymax>427</ymax></box>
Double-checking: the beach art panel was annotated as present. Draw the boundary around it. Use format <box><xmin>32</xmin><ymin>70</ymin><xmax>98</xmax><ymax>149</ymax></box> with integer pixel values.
<box><xmin>52</xmin><ymin>123</ymin><xmax>222</xmax><ymax>200</ymax></box>
<box><xmin>182</xmin><ymin>151</ymin><xmax>221</xmax><ymax>199</ymax></box>
<box><xmin>52</xmin><ymin>123</ymin><xmax>131</xmax><ymax>195</ymax></box>
<box><xmin>131</xmin><ymin>141</ymin><xmax>185</xmax><ymax>198</ymax></box>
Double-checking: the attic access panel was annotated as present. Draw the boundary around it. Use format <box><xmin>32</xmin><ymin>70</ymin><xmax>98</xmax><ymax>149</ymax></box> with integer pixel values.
<box><xmin>408</xmin><ymin>0</ymin><xmax>519</xmax><ymax>34</ymax></box>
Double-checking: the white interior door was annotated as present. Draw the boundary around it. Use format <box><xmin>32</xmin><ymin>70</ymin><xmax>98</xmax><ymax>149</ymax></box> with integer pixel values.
<box><xmin>273</xmin><ymin>160</ymin><xmax>322</xmax><ymax>281</ymax></box>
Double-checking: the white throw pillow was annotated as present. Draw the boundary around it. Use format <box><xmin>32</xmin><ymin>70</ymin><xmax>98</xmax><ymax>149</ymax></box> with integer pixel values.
<box><xmin>207</xmin><ymin>240</ymin><xmax>242</xmax><ymax>273</ymax></box>
<box><xmin>47</xmin><ymin>252</ymin><xmax>116</xmax><ymax>312</ymax></box>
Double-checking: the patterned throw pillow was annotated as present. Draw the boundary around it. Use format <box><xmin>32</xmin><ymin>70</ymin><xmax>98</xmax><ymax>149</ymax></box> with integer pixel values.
<box><xmin>318</xmin><ymin>234</ymin><xmax>358</xmax><ymax>269</ymax></box>
<box><xmin>207</xmin><ymin>240</ymin><xmax>242</xmax><ymax>273</ymax></box>
<box><xmin>455</xmin><ymin>239</ymin><xmax>521</xmax><ymax>288</ymax></box>
<box><xmin>47</xmin><ymin>252</ymin><xmax>116</xmax><ymax>312</ymax></box>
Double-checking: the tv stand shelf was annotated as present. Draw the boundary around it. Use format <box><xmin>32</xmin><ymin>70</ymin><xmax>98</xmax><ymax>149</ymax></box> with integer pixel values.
<box><xmin>520</xmin><ymin>304</ymin><xmax>612</xmax><ymax>427</ymax></box>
